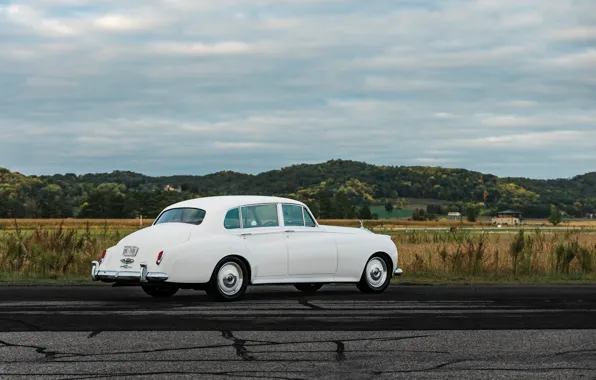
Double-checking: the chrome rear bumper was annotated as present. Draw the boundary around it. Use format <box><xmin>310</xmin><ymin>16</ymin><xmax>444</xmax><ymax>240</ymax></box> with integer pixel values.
<box><xmin>394</xmin><ymin>268</ymin><xmax>404</xmax><ymax>276</ymax></box>
<box><xmin>91</xmin><ymin>261</ymin><xmax>168</xmax><ymax>283</ymax></box>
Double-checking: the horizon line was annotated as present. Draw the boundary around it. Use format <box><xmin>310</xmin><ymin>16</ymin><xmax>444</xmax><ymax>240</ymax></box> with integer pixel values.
<box><xmin>2</xmin><ymin>159</ymin><xmax>594</xmax><ymax>181</ymax></box>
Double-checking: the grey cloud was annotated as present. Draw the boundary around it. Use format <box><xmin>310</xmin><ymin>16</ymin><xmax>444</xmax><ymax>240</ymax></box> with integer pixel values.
<box><xmin>0</xmin><ymin>0</ymin><xmax>595</xmax><ymax>179</ymax></box>
<box><xmin>552</xmin><ymin>27</ymin><xmax>596</xmax><ymax>42</ymax></box>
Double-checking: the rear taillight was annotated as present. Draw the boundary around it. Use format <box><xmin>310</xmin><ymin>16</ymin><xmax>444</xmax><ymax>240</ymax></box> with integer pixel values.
<box><xmin>99</xmin><ymin>250</ymin><xmax>107</xmax><ymax>263</ymax></box>
<box><xmin>156</xmin><ymin>251</ymin><xmax>164</xmax><ymax>265</ymax></box>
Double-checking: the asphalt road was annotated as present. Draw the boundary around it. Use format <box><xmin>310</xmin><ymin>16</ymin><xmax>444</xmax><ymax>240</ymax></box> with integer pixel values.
<box><xmin>1</xmin><ymin>285</ymin><xmax>596</xmax><ymax>379</ymax></box>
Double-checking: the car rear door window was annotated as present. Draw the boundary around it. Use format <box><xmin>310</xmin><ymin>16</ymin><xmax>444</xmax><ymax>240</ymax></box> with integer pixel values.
<box><xmin>241</xmin><ymin>204</ymin><xmax>279</xmax><ymax>228</ymax></box>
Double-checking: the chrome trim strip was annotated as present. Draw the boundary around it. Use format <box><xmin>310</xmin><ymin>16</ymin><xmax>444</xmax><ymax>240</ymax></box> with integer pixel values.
<box><xmin>394</xmin><ymin>268</ymin><xmax>404</xmax><ymax>276</ymax></box>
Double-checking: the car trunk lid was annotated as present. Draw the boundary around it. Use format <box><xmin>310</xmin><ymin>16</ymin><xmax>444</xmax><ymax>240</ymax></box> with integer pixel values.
<box><xmin>106</xmin><ymin>223</ymin><xmax>194</xmax><ymax>269</ymax></box>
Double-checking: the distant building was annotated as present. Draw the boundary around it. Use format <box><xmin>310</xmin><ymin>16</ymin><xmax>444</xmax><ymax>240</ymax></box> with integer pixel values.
<box><xmin>492</xmin><ymin>210</ymin><xmax>523</xmax><ymax>226</ymax></box>
<box><xmin>448</xmin><ymin>212</ymin><xmax>461</xmax><ymax>219</ymax></box>
<box><xmin>163</xmin><ymin>184</ymin><xmax>182</xmax><ymax>193</ymax></box>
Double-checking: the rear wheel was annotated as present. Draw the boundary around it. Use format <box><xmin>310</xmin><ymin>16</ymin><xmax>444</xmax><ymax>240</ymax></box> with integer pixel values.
<box><xmin>205</xmin><ymin>258</ymin><xmax>249</xmax><ymax>302</ymax></box>
<box><xmin>356</xmin><ymin>254</ymin><xmax>391</xmax><ymax>293</ymax></box>
<box><xmin>294</xmin><ymin>283</ymin><xmax>323</xmax><ymax>294</ymax></box>
<box><xmin>141</xmin><ymin>285</ymin><xmax>179</xmax><ymax>298</ymax></box>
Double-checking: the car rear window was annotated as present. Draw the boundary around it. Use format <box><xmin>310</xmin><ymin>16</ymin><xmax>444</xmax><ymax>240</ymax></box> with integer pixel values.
<box><xmin>155</xmin><ymin>208</ymin><xmax>206</xmax><ymax>226</ymax></box>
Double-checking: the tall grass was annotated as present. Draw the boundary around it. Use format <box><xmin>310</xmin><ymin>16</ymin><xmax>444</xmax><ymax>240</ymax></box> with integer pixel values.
<box><xmin>0</xmin><ymin>220</ymin><xmax>123</xmax><ymax>278</ymax></box>
<box><xmin>394</xmin><ymin>229</ymin><xmax>596</xmax><ymax>276</ymax></box>
<box><xmin>6</xmin><ymin>218</ymin><xmax>595</xmax><ymax>231</ymax></box>
<box><xmin>2</xmin><ymin>218</ymin><xmax>596</xmax><ymax>279</ymax></box>
<box><xmin>0</xmin><ymin>218</ymin><xmax>151</xmax><ymax>230</ymax></box>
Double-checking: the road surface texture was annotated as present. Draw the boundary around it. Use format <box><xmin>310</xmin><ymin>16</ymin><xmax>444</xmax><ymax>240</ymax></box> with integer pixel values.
<box><xmin>1</xmin><ymin>285</ymin><xmax>596</xmax><ymax>379</ymax></box>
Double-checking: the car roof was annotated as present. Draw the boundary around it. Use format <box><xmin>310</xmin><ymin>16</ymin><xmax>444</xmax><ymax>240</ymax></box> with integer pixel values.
<box><xmin>163</xmin><ymin>195</ymin><xmax>305</xmax><ymax>213</ymax></box>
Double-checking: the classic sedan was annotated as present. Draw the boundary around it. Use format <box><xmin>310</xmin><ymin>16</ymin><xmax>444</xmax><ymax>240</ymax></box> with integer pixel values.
<box><xmin>91</xmin><ymin>195</ymin><xmax>403</xmax><ymax>301</ymax></box>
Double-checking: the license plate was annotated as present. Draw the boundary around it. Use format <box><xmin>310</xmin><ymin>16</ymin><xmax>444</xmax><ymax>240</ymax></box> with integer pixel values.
<box><xmin>122</xmin><ymin>246</ymin><xmax>139</xmax><ymax>257</ymax></box>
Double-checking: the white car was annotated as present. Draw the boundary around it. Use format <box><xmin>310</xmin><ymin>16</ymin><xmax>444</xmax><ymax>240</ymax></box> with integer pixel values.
<box><xmin>91</xmin><ymin>195</ymin><xmax>403</xmax><ymax>301</ymax></box>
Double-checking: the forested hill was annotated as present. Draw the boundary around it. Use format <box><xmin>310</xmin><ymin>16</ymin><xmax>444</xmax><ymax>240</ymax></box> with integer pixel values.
<box><xmin>0</xmin><ymin>160</ymin><xmax>595</xmax><ymax>219</ymax></box>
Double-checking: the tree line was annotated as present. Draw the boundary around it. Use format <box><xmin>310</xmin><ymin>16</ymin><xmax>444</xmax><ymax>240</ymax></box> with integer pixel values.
<box><xmin>1</xmin><ymin>160</ymin><xmax>595</xmax><ymax>219</ymax></box>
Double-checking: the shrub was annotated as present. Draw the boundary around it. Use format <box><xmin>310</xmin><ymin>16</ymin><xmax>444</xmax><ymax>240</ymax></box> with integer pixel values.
<box><xmin>509</xmin><ymin>230</ymin><xmax>526</xmax><ymax>275</ymax></box>
<box><xmin>578</xmin><ymin>244</ymin><xmax>595</xmax><ymax>273</ymax></box>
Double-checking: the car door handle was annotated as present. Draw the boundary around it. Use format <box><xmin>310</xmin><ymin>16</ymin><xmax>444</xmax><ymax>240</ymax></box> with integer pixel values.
<box><xmin>240</xmin><ymin>232</ymin><xmax>253</xmax><ymax>236</ymax></box>
<box><xmin>285</xmin><ymin>229</ymin><xmax>295</xmax><ymax>233</ymax></box>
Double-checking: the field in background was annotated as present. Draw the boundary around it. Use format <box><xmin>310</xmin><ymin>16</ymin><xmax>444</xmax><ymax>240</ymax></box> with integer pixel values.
<box><xmin>370</xmin><ymin>198</ymin><xmax>451</xmax><ymax>219</ymax></box>
<box><xmin>0</xmin><ymin>219</ymin><xmax>151</xmax><ymax>230</ymax></box>
<box><xmin>369</xmin><ymin>207</ymin><xmax>413</xmax><ymax>219</ymax></box>
<box><xmin>3</xmin><ymin>218</ymin><xmax>596</xmax><ymax>230</ymax></box>
<box><xmin>395</xmin><ymin>229</ymin><xmax>596</xmax><ymax>275</ymax></box>
<box><xmin>1</xmin><ymin>218</ymin><xmax>596</xmax><ymax>282</ymax></box>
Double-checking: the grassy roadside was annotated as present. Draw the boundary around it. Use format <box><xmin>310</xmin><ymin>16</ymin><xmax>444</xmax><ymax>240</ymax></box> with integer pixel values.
<box><xmin>1</xmin><ymin>271</ymin><xmax>595</xmax><ymax>286</ymax></box>
<box><xmin>0</xmin><ymin>272</ymin><xmax>102</xmax><ymax>285</ymax></box>
<box><xmin>392</xmin><ymin>272</ymin><xmax>596</xmax><ymax>285</ymax></box>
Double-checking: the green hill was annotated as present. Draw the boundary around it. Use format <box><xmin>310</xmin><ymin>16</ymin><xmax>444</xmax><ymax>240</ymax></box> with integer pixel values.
<box><xmin>0</xmin><ymin>160</ymin><xmax>594</xmax><ymax>219</ymax></box>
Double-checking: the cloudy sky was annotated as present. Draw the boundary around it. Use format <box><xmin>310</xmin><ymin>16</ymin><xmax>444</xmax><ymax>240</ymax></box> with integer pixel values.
<box><xmin>0</xmin><ymin>0</ymin><xmax>595</xmax><ymax>179</ymax></box>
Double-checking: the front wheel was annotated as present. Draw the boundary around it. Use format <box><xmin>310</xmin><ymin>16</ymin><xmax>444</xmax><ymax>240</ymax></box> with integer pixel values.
<box><xmin>294</xmin><ymin>283</ymin><xmax>323</xmax><ymax>294</ymax></box>
<box><xmin>356</xmin><ymin>254</ymin><xmax>391</xmax><ymax>293</ymax></box>
<box><xmin>141</xmin><ymin>285</ymin><xmax>179</xmax><ymax>298</ymax></box>
<box><xmin>205</xmin><ymin>258</ymin><xmax>249</xmax><ymax>302</ymax></box>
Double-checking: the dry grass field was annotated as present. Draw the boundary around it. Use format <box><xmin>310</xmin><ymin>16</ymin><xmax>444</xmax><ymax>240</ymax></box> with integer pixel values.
<box><xmin>4</xmin><ymin>217</ymin><xmax>594</xmax><ymax>231</ymax></box>
<box><xmin>1</xmin><ymin>218</ymin><xmax>596</xmax><ymax>281</ymax></box>
<box><xmin>393</xmin><ymin>230</ymin><xmax>596</xmax><ymax>275</ymax></box>
<box><xmin>524</xmin><ymin>219</ymin><xmax>596</xmax><ymax>227</ymax></box>
<box><xmin>0</xmin><ymin>218</ymin><xmax>152</xmax><ymax>230</ymax></box>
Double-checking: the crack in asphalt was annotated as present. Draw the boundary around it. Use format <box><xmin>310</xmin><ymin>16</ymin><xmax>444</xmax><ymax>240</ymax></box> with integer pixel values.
<box><xmin>2</xmin><ymin>330</ymin><xmax>594</xmax><ymax>378</ymax></box>
<box><xmin>0</xmin><ymin>332</ymin><xmax>435</xmax><ymax>362</ymax></box>
<box><xmin>1</xmin><ymin>366</ymin><xmax>594</xmax><ymax>380</ymax></box>
<box><xmin>553</xmin><ymin>349</ymin><xmax>596</xmax><ymax>357</ymax></box>
<box><xmin>0</xmin><ymin>347</ymin><xmax>451</xmax><ymax>365</ymax></box>
<box><xmin>51</xmin><ymin>371</ymin><xmax>310</xmax><ymax>380</ymax></box>
<box><xmin>371</xmin><ymin>365</ymin><xmax>596</xmax><ymax>375</ymax></box>
<box><xmin>423</xmin><ymin>359</ymin><xmax>467</xmax><ymax>371</ymax></box>
<box><xmin>333</xmin><ymin>340</ymin><xmax>346</xmax><ymax>361</ymax></box>
<box><xmin>0</xmin><ymin>339</ymin><xmax>84</xmax><ymax>359</ymax></box>
<box><xmin>222</xmin><ymin>330</ymin><xmax>256</xmax><ymax>361</ymax></box>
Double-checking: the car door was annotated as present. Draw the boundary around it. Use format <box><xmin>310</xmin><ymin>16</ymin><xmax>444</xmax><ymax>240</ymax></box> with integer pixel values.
<box><xmin>225</xmin><ymin>204</ymin><xmax>288</xmax><ymax>279</ymax></box>
<box><xmin>282</xmin><ymin>204</ymin><xmax>338</xmax><ymax>276</ymax></box>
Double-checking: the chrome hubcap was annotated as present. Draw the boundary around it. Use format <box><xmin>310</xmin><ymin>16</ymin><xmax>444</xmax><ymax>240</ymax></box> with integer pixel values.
<box><xmin>217</xmin><ymin>262</ymin><xmax>243</xmax><ymax>296</ymax></box>
<box><xmin>371</xmin><ymin>268</ymin><xmax>381</xmax><ymax>280</ymax></box>
<box><xmin>366</xmin><ymin>258</ymin><xmax>387</xmax><ymax>288</ymax></box>
<box><xmin>224</xmin><ymin>274</ymin><xmax>237</xmax><ymax>287</ymax></box>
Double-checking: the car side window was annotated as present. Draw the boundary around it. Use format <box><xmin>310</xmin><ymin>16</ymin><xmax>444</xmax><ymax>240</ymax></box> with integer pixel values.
<box><xmin>224</xmin><ymin>208</ymin><xmax>241</xmax><ymax>229</ymax></box>
<box><xmin>303</xmin><ymin>208</ymin><xmax>317</xmax><ymax>227</ymax></box>
<box><xmin>241</xmin><ymin>204</ymin><xmax>279</xmax><ymax>229</ymax></box>
<box><xmin>283</xmin><ymin>204</ymin><xmax>305</xmax><ymax>227</ymax></box>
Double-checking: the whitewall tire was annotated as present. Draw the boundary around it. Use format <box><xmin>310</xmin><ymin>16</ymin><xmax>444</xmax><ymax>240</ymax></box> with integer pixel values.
<box><xmin>206</xmin><ymin>257</ymin><xmax>249</xmax><ymax>302</ymax></box>
<box><xmin>356</xmin><ymin>254</ymin><xmax>391</xmax><ymax>293</ymax></box>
